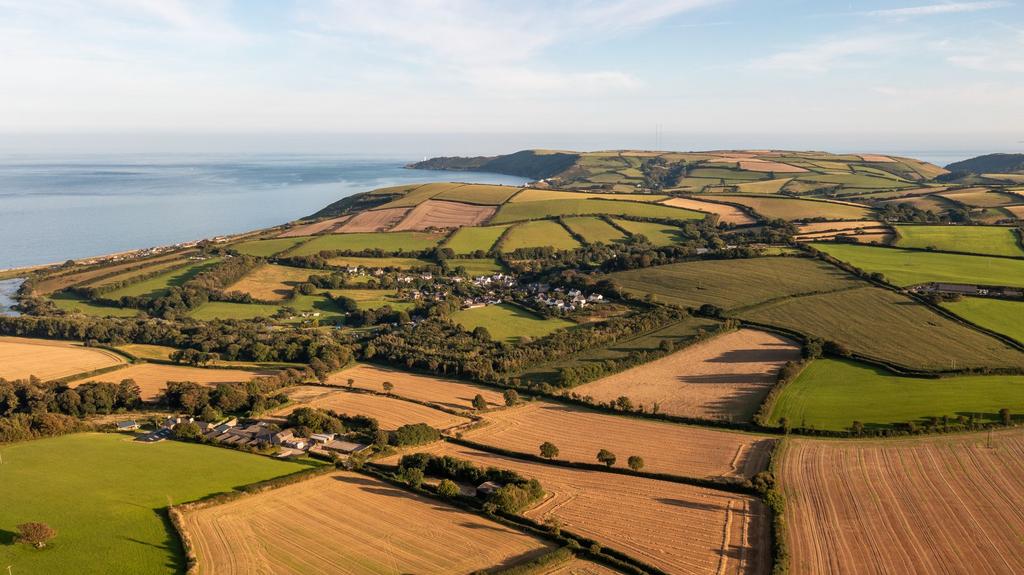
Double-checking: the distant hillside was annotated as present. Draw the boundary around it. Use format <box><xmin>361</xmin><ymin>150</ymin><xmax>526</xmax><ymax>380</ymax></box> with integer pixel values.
<box><xmin>946</xmin><ymin>153</ymin><xmax>1024</xmax><ymax>174</ymax></box>
<box><xmin>408</xmin><ymin>150</ymin><xmax>579</xmax><ymax>180</ymax></box>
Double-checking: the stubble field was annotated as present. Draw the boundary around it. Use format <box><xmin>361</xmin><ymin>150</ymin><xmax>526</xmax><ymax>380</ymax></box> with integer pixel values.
<box><xmin>326</xmin><ymin>363</ymin><xmax>506</xmax><ymax>411</ymax></box>
<box><xmin>575</xmin><ymin>329</ymin><xmax>801</xmax><ymax>422</ymax></box>
<box><xmin>271</xmin><ymin>386</ymin><xmax>470</xmax><ymax>430</ymax></box>
<box><xmin>0</xmin><ymin>336</ymin><xmax>126</xmax><ymax>381</ymax></box>
<box><xmin>180</xmin><ymin>470</ymin><xmax>551</xmax><ymax>575</ymax></box>
<box><xmin>67</xmin><ymin>362</ymin><xmax>269</xmax><ymax>401</ymax></box>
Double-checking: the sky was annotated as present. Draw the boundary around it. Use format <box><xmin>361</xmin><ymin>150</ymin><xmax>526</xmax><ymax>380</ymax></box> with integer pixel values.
<box><xmin>0</xmin><ymin>0</ymin><xmax>1022</xmax><ymax>153</ymax></box>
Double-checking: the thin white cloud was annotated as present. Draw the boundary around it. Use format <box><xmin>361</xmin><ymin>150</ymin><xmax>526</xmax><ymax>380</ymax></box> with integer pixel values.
<box><xmin>867</xmin><ymin>1</ymin><xmax>1010</xmax><ymax>18</ymax></box>
<box><xmin>751</xmin><ymin>35</ymin><xmax>908</xmax><ymax>73</ymax></box>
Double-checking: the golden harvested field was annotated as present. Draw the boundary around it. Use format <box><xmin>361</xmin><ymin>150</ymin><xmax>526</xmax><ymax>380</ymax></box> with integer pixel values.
<box><xmin>576</xmin><ymin>329</ymin><xmax>801</xmax><ymax>423</ymax></box>
<box><xmin>326</xmin><ymin>364</ymin><xmax>506</xmax><ymax>410</ymax></box>
<box><xmin>338</xmin><ymin>207</ymin><xmax>411</xmax><ymax>232</ymax></box>
<box><xmin>67</xmin><ymin>363</ymin><xmax>268</xmax><ymax>401</ymax></box>
<box><xmin>737</xmin><ymin>159</ymin><xmax>807</xmax><ymax>173</ymax></box>
<box><xmin>509</xmin><ymin>189</ymin><xmax>667</xmax><ymax>203</ymax></box>
<box><xmin>32</xmin><ymin>251</ymin><xmax>194</xmax><ymax>295</ymax></box>
<box><xmin>395</xmin><ymin>443</ymin><xmax>770</xmax><ymax>575</ymax></box>
<box><xmin>859</xmin><ymin>154</ymin><xmax>896</xmax><ymax>162</ymax></box>
<box><xmin>224</xmin><ymin>264</ymin><xmax>313</xmax><ymax>301</ymax></box>
<box><xmin>734</xmin><ymin>178</ymin><xmax>792</xmax><ymax>194</ymax></box>
<box><xmin>272</xmin><ymin>386</ymin><xmax>470</xmax><ymax>430</ymax></box>
<box><xmin>391</xmin><ymin>199</ymin><xmax>497</xmax><ymax>231</ymax></box>
<box><xmin>465</xmin><ymin>401</ymin><xmax>773</xmax><ymax>479</ymax></box>
<box><xmin>181</xmin><ymin>471</ymin><xmax>552</xmax><ymax>575</ymax></box>
<box><xmin>781</xmin><ymin>432</ymin><xmax>1024</xmax><ymax>575</ymax></box>
<box><xmin>712</xmin><ymin>196</ymin><xmax>873</xmax><ymax>221</ymax></box>
<box><xmin>795</xmin><ymin>220</ymin><xmax>885</xmax><ymax>234</ymax></box>
<box><xmin>661</xmin><ymin>197</ymin><xmax>756</xmax><ymax>225</ymax></box>
<box><xmin>276</xmin><ymin>215</ymin><xmax>351</xmax><ymax>237</ymax></box>
<box><xmin>540</xmin><ymin>559</ymin><xmax>623</xmax><ymax>575</ymax></box>
<box><xmin>939</xmin><ymin>188</ymin><xmax>1020</xmax><ymax>207</ymax></box>
<box><xmin>0</xmin><ymin>336</ymin><xmax>126</xmax><ymax>381</ymax></box>
<box><xmin>1006</xmin><ymin>205</ymin><xmax>1024</xmax><ymax>219</ymax></box>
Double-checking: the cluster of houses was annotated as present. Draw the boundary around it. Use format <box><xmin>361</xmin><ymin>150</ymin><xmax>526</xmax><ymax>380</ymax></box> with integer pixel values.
<box><xmin>125</xmin><ymin>416</ymin><xmax>370</xmax><ymax>459</ymax></box>
<box><xmin>531</xmin><ymin>287</ymin><xmax>604</xmax><ymax>311</ymax></box>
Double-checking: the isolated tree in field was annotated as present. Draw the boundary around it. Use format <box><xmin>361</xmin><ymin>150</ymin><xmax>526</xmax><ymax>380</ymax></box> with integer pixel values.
<box><xmin>346</xmin><ymin>378</ymin><xmax>355</xmax><ymax>389</ymax></box>
<box><xmin>1001</xmin><ymin>408</ymin><xmax>1012</xmax><ymax>426</ymax></box>
<box><xmin>540</xmin><ymin>441</ymin><xmax>559</xmax><ymax>459</ymax></box>
<box><xmin>597</xmin><ymin>449</ymin><xmax>616</xmax><ymax>467</ymax></box>
<box><xmin>382</xmin><ymin>381</ymin><xmax>394</xmax><ymax>394</ymax></box>
<box><xmin>503</xmin><ymin>389</ymin><xmax>520</xmax><ymax>407</ymax></box>
<box><xmin>16</xmin><ymin>522</ymin><xmax>56</xmax><ymax>549</ymax></box>
<box><xmin>851</xmin><ymin>421</ymin><xmax>864</xmax><ymax>436</ymax></box>
<box><xmin>615</xmin><ymin>396</ymin><xmax>634</xmax><ymax>411</ymax></box>
<box><xmin>437</xmin><ymin>479</ymin><xmax>460</xmax><ymax>498</ymax></box>
<box><xmin>472</xmin><ymin>394</ymin><xmax>488</xmax><ymax>410</ymax></box>
<box><xmin>627</xmin><ymin>455</ymin><xmax>644</xmax><ymax>472</ymax></box>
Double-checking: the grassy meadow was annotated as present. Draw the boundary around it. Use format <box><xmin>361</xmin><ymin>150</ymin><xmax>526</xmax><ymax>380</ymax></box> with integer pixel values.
<box><xmin>290</xmin><ymin>231</ymin><xmax>445</xmax><ymax>255</ymax></box>
<box><xmin>231</xmin><ymin>237</ymin><xmax>309</xmax><ymax>257</ymax></box>
<box><xmin>943</xmin><ymin>297</ymin><xmax>1024</xmax><ymax>343</ymax></box>
<box><xmin>450</xmin><ymin>303</ymin><xmax>574</xmax><ymax>343</ymax></box>
<box><xmin>709</xmin><ymin>195</ymin><xmax>872</xmax><ymax>221</ymax></box>
<box><xmin>443</xmin><ymin>224</ymin><xmax>512</xmax><ymax>254</ymax></box>
<box><xmin>491</xmin><ymin>198</ymin><xmax>703</xmax><ymax>224</ymax></box>
<box><xmin>0</xmin><ymin>433</ymin><xmax>309</xmax><ymax>575</ymax></box>
<box><xmin>811</xmin><ymin>243</ymin><xmax>1024</xmax><ymax>287</ymax></box>
<box><xmin>103</xmin><ymin>258</ymin><xmax>222</xmax><ymax>299</ymax></box>
<box><xmin>767</xmin><ymin>359</ymin><xmax>1024</xmax><ymax>431</ymax></box>
<box><xmin>448</xmin><ymin>258</ymin><xmax>504</xmax><ymax>276</ymax></box>
<box><xmin>611</xmin><ymin>219</ymin><xmax>685</xmax><ymax>246</ymax></box>
<box><xmin>50</xmin><ymin>292</ymin><xmax>140</xmax><ymax>318</ymax></box>
<box><xmin>501</xmin><ymin>220</ymin><xmax>581</xmax><ymax>251</ymax></box>
<box><xmin>893</xmin><ymin>225</ymin><xmax>1023</xmax><ymax>257</ymax></box>
<box><xmin>562</xmin><ymin>216</ymin><xmax>627</xmax><ymax>244</ymax></box>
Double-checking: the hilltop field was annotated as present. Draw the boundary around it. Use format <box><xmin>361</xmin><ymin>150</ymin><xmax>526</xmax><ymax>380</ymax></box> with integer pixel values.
<box><xmin>3</xmin><ymin>148</ymin><xmax>1024</xmax><ymax>575</ymax></box>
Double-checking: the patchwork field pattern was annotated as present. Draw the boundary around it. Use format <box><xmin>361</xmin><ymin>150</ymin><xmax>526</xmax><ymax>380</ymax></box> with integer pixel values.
<box><xmin>942</xmin><ymin>297</ymin><xmax>1024</xmax><ymax>343</ymax></box>
<box><xmin>67</xmin><ymin>362</ymin><xmax>269</xmax><ymax>401</ymax></box>
<box><xmin>338</xmin><ymin>207</ymin><xmax>412</xmax><ymax>232</ymax></box>
<box><xmin>465</xmin><ymin>400</ymin><xmax>774</xmax><ymax>478</ymax></box>
<box><xmin>811</xmin><ymin>243</ymin><xmax>1024</xmax><ymax>287</ymax></box>
<box><xmin>576</xmin><ymin>329</ymin><xmax>802</xmax><ymax>422</ymax></box>
<box><xmin>492</xmin><ymin>198</ymin><xmax>703</xmax><ymax>224</ymax></box>
<box><xmin>391</xmin><ymin>199</ymin><xmax>497</xmax><ymax>231</ymax></box>
<box><xmin>563</xmin><ymin>216</ymin><xmax>627</xmax><ymax>243</ymax></box>
<box><xmin>0</xmin><ymin>336</ymin><xmax>125</xmax><ymax>381</ymax></box>
<box><xmin>277</xmin><ymin>215</ymin><xmax>351</xmax><ymax>237</ymax></box>
<box><xmin>781</xmin><ymin>433</ymin><xmax>1024</xmax><ymax>574</ymax></box>
<box><xmin>502</xmin><ymin>220</ymin><xmax>581</xmax><ymax>251</ymax></box>
<box><xmin>893</xmin><ymin>225</ymin><xmax>1023</xmax><ymax>257</ymax></box>
<box><xmin>444</xmin><ymin>224</ymin><xmax>512</xmax><ymax>254</ymax></box>
<box><xmin>181</xmin><ymin>471</ymin><xmax>551</xmax><ymax>575</ymax></box>
<box><xmin>271</xmin><ymin>386</ymin><xmax>470</xmax><ymax>430</ymax></box>
<box><xmin>398</xmin><ymin>443</ymin><xmax>770</xmax><ymax>575</ymax></box>
<box><xmin>326</xmin><ymin>363</ymin><xmax>506</xmax><ymax>410</ymax></box>
<box><xmin>661</xmin><ymin>197</ymin><xmax>756</xmax><ymax>225</ymax></box>
<box><xmin>32</xmin><ymin>251</ymin><xmax>198</xmax><ymax>295</ymax></box>
<box><xmin>290</xmin><ymin>232</ymin><xmax>446</xmax><ymax>255</ymax></box>
<box><xmin>708</xmin><ymin>196</ymin><xmax>872</xmax><ymax>221</ymax></box>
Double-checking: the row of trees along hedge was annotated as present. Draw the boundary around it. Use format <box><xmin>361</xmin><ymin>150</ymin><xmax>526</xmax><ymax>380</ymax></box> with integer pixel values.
<box><xmin>161</xmin><ymin>368</ymin><xmax>307</xmax><ymax>419</ymax></box>
<box><xmin>0</xmin><ymin>376</ymin><xmax>143</xmax><ymax>442</ymax></box>
<box><xmin>362</xmin><ymin>306</ymin><xmax>690</xmax><ymax>383</ymax></box>
<box><xmin>0</xmin><ymin>315</ymin><xmax>356</xmax><ymax>365</ymax></box>
<box><xmin>287</xmin><ymin>406</ymin><xmax>379</xmax><ymax>441</ymax></box>
<box><xmin>397</xmin><ymin>452</ymin><xmax>545</xmax><ymax>514</ymax></box>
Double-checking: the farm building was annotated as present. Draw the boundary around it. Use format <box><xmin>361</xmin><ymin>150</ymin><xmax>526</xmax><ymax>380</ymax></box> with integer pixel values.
<box><xmin>115</xmin><ymin>420</ymin><xmax>139</xmax><ymax>431</ymax></box>
<box><xmin>476</xmin><ymin>481</ymin><xmax>501</xmax><ymax>496</ymax></box>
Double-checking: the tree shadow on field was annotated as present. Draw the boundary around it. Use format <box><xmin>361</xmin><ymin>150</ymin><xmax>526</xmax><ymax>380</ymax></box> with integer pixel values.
<box><xmin>148</xmin><ymin>508</ymin><xmax>188</xmax><ymax>574</ymax></box>
<box><xmin>704</xmin><ymin>346</ymin><xmax>795</xmax><ymax>364</ymax></box>
<box><xmin>656</xmin><ymin>498</ymin><xmax>725</xmax><ymax>512</ymax></box>
<box><xmin>0</xmin><ymin>528</ymin><xmax>17</xmax><ymax>545</ymax></box>
<box><xmin>455</xmin><ymin>521</ymin><xmax>510</xmax><ymax>533</ymax></box>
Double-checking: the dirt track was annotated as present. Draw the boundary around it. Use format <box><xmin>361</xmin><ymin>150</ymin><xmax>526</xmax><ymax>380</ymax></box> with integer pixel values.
<box><xmin>0</xmin><ymin>336</ymin><xmax>126</xmax><ymax>381</ymax></box>
<box><xmin>181</xmin><ymin>471</ymin><xmax>551</xmax><ymax>575</ymax></box>
<box><xmin>393</xmin><ymin>443</ymin><xmax>770</xmax><ymax>575</ymax></box>
<box><xmin>465</xmin><ymin>401</ymin><xmax>772</xmax><ymax>479</ymax></box>
<box><xmin>781</xmin><ymin>432</ymin><xmax>1024</xmax><ymax>574</ymax></box>
<box><xmin>391</xmin><ymin>199</ymin><xmax>497</xmax><ymax>231</ymax></box>
<box><xmin>576</xmin><ymin>329</ymin><xmax>800</xmax><ymax>423</ymax></box>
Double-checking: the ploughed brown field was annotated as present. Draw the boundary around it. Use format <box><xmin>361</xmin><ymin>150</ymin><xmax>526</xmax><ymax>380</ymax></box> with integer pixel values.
<box><xmin>660</xmin><ymin>197</ymin><xmax>755</xmax><ymax>225</ymax></box>
<box><xmin>32</xmin><ymin>251</ymin><xmax>195</xmax><ymax>295</ymax></box>
<box><xmin>276</xmin><ymin>215</ymin><xmax>351</xmax><ymax>237</ymax></box>
<box><xmin>271</xmin><ymin>386</ymin><xmax>471</xmax><ymax>430</ymax></box>
<box><xmin>67</xmin><ymin>363</ymin><xmax>269</xmax><ymax>401</ymax></box>
<box><xmin>392</xmin><ymin>443</ymin><xmax>770</xmax><ymax>575</ymax></box>
<box><xmin>181</xmin><ymin>471</ymin><xmax>552</xmax><ymax>575</ymax></box>
<box><xmin>391</xmin><ymin>199</ymin><xmax>497</xmax><ymax>231</ymax></box>
<box><xmin>224</xmin><ymin>264</ymin><xmax>314</xmax><ymax>301</ymax></box>
<box><xmin>0</xmin><ymin>336</ymin><xmax>126</xmax><ymax>381</ymax></box>
<box><xmin>464</xmin><ymin>400</ymin><xmax>772</xmax><ymax>479</ymax></box>
<box><xmin>575</xmin><ymin>329</ymin><xmax>800</xmax><ymax>422</ymax></box>
<box><xmin>338</xmin><ymin>207</ymin><xmax>411</xmax><ymax>232</ymax></box>
<box><xmin>780</xmin><ymin>432</ymin><xmax>1024</xmax><ymax>575</ymax></box>
<box><xmin>326</xmin><ymin>363</ymin><xmax>506</xmax><ymax>410</ymax></box>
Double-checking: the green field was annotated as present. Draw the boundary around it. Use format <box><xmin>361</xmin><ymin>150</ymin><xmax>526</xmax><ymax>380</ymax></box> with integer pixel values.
<box><xmin>611</xmin><ymin>219</ymin><xmax>686</xmax><ymax>246</ymax></box>
<box><xmin>103</xmin><ymin>258</ymin><xmax>222</xmax><ymax>299</ymax></box>
<box><xmin>50</xmin><ymin>292</ymin><xmax>140</xmax><ymax>317</ymax></box>
<box><xmin>893</xmin><ymin>225</ymin><xmax>1023</xmax><ymax>257</ymax></box>
<box><xmin>811</xmin><ymin>243</ymin><xmax>1024</xmax><ymax>287</ymax></box>
<box><xmin>740</xmin><ymin>286</ymin><xmax>1024</xmax><ymax>371</ymax></box>
<box><xmin>231</xmin><ymin>237</ymin><xmax>309</xmax><ymax>257</ymax></box>
<box><xmin>290</xmin><ymin>231</ymin><xmax>446</xmax><ymax>255</ymax></box>
<box><xmin>796</xmin><ymin>172</ymin><xmax>912</xmax><ymax>189</ymax></box>
<box><xmin>491</xmin><ymin>198</ymin><xmax>704</xmax><ymax>224</ymax></box>
<box><xmin>767</xmin><ymin>359</ymin><xmax>1024</xmax><ymax>431</ymax></box>
<box><xmin>611</xmin><ymin>257</ymin><xmax>862</xmax><ymax>310</ymax></box>
<box><xmin>518</xmin><ymin>317</ymin><xmax>721</xmax><ymax>386</ymax></box>
<box><xmin>448</xmin><ymin>258</ymin><xmax>504</xmax><ymax>276</ymax></box>
<box><xmin>325</xmin><ymin>255</ymin><xmax>432</xmax><ymax>269</ymax></box>
<box><xmin>501</xmin><ymin>220</ymin><xmax>581</xmax><ymax>251</ymax></box>
<box><xmin>432</xmin><ymin>184</ymin><xmax>523</xmax><ymax>205</ymax></box>
<box><xmin>0</xmin><ymin>433</ymin><xmax>309</xmax><ymax>575</ymax></box>
<box><xmin>375</xmin><ymin>183</ymin><xmax>450</xmax><ymax>208</ymax></box>
<box><xmin>943</xmin><ymin>297</ymin><xmax>1024</xmax><ymax>344</ymax></box>
<box><xmin>709</xmin><ymin>195</ymin><xmax>873</xmax><ymax>221</ymax></box>
<box><xmin>688</xmin><ymin>167</ymin><xmax>766</xmax><ymax>181</ymax></box>
<box><xmin>327</xmin><ymin>289</ymin><xmax>413</xmax><ymax>310</ymax></box>
<box><xmin>450</xmin><ymin>303</ymin><xmax>574</xmax><ymax>343</ymax></box>
<box><xmin>562</xmin><ymin>216</ymin><xmax>627</xmax><ymax>244</ymax></box>
<box><xmin>188</xmin><ymin>300</ymin><xmax>281</xmax><ymax>320</ymax></box>
<box><xmin>443</xmin><ymin>224</ymin><xmax>512</xmax><ymax>254</ymax></box>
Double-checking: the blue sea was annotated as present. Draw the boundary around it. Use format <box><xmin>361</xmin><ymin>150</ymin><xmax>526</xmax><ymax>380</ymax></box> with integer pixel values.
<box><xmin>0</xmin><ymin>154</ymin><xmax>526</xmax><ymax>269</ymax></box>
